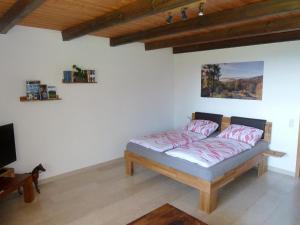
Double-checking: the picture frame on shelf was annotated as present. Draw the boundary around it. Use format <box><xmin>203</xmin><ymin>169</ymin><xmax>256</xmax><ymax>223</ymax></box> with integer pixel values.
<box><xmin>26</xmin><ymin>80</ymin><xmax>41</xmax><ymax>100</ymax></box>
<box><xmin>47</xmin><ymin>86</ymin><xmax>57</xmax><ymax>99</ymax></box>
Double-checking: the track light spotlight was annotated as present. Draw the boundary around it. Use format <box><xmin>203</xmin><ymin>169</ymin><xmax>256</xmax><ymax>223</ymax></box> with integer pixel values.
<box><xmin>181</xmin><ymin>8</ymin><xmax>188</xmax><ymax>20</ymax></box>
<box><xmin>166</xmin><ymin>12</ymin><xmax>173</xmax><ymax>24</ymax></box>
<box><xmin>198</xmin><ymin>1</ymin><xmax>206</xmax><ymax>16</ymax></box>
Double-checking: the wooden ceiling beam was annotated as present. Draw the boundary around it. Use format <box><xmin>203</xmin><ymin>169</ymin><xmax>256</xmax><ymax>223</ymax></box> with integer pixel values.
<box><xmin>110</xmin><ymin>0</ymin><xmax>300</xmax><ymax>46</ymax></box>
<box><xmin>62</xmin><ymin>0</ymin><xmax>199</xmax><ymax>41</ymax></box>
<box><xmin>172</xmin><ymin>30</ymin><xmax>300</xmax><ymax>54</ymax></box>
<box><xmin>0</xmin><ymin>0</ymin><xmax>46</xmax><ymax>34</ymax></box>
<box><xmin>145</xmin><ymin>15</ymin><xmax>300</xmax><ymax>50</ymax></box>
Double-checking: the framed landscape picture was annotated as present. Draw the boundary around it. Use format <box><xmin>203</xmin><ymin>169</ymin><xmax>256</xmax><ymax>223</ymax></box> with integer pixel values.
<box><xmin>201</xmin><ymin>61</ymin><xmax>264</xmax><ymax>100</ymax></box>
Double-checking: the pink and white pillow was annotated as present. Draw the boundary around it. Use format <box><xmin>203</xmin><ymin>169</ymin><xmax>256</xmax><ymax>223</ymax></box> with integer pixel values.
<box><xmin>187</xmin><ymin>120</ymin><xmax>219</xmax><ymax>137</ymax></box>
<box><xmin>217</xmin><ymin>124</ymin><xmax>263</xmax><ymax>146</ymax></box>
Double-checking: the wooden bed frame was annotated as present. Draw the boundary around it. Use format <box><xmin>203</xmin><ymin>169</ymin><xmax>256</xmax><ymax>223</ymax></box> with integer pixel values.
<box><xmin>124</xmin><ymin>115</ymin><xmax>272</xmax><ymax>213</ymax></box>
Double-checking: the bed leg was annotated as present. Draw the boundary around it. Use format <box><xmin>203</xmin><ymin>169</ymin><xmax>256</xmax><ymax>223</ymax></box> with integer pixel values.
<box><xmin>258</xmin><ymin>155</ymin><xmax>268</xmax><ymax>176</ymax></box>
<box><xmin>200</xmin><ymin>190</ymin><xmax>218</xmax><ymax>214</ymax></box>
<box><xmin>126</xmin><ymin>159</ymin><xmax>134</xmax><ymax>176</ymax></box>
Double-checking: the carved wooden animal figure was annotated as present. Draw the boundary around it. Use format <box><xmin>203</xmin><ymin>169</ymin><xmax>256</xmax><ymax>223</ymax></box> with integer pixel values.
<box><xmin>32</xmin><ymin>164</ymin><xmax>46</xmax><ymax>193</ymax></box>
<box><xmin>18</xmin><ymin>164</ymin><xmax>46</xmax><ymax>195</ymax></box>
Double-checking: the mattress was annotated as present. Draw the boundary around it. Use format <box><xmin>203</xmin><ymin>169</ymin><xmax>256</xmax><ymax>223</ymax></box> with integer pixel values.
<box><xmin>126</xmin><ymin>139</ymin><xmax>269</xmax><ymax>181</ymax></box>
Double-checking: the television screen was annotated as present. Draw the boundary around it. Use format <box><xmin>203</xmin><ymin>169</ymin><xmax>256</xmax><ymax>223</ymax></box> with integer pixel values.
<box><xmin>0</xmin><ymin>124</ymin><xmax>17</xmax><ymax>168</ymax></box>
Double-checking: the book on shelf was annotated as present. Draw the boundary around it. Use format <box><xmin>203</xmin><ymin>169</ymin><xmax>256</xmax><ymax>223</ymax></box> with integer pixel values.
<box><xmin>88</xmin><ymin>70</ymin><xmax>96</xmax><ymax>83</ymax></box>
<box><xmin>26</xmin><ymin>80</ymin><xmax>41</xmax><ymax>100</ymax></box>
<box><xmin>39</xmin><ymin>84</ymin><xmax>48</xmax><ymax>100</ymax></box>
<box><xmin>63</xmin><ymin>71</ymin><xmax>72</xmax><ymax>83</ymax></box>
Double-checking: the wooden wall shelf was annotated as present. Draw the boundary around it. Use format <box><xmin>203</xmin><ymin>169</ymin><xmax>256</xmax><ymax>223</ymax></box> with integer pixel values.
<box><xmin>62</xmin><ymin>81</ymin><xmax>97</xmax><ymax>84</ymax></box>
<box><xmin>263</xmin><ymin>150</ymin><xmax>286</xmax><ymax>158</ymax></box>
<box><xmin>20</xmin><ymin>96</ymin><xmax>62</xmax><ymax>102</ymax></box>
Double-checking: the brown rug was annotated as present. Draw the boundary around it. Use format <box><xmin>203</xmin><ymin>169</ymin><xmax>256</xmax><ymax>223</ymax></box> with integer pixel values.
<box><xmin>127</xmin><ymin>204</ymin><xmax>208</xmax><ymax>225</ymax></box>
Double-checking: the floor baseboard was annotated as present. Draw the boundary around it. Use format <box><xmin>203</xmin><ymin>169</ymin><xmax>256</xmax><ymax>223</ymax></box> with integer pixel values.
<box><xmin>40</xmin><ymin>158</ymin><xmax>123</xmax><ymax>184</ymax></box>
<box><xmin>40</xmin><ymin>158</ymin><xmax>296</xmax><ymax>185</ymax></box>
<box><xmin>268</xmin><ymin>166</ymin><xmax>295</xmax><ymax>177</ymax></box>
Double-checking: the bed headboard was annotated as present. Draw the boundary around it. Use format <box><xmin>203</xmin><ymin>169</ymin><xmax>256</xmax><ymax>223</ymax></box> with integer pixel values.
<box><xmin>221</xmin><ymin>116</ymin><xmax>272</xmax><ymax>143</ymax></box>
<box><xmin>192</xmin><ymin>112</ymin><xmax>223</xmax><ymax>131</ymax></box>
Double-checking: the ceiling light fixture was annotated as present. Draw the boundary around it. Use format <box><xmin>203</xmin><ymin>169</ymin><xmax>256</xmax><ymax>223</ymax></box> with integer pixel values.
<box><xmin>166</xmin><ymin>12</ymin><xmax>173</xmax><ymax>24</ymax></box>
<box><xmin>198</xmin><ymin>0</ymin><xmax>206</xmax><ymax>16</ymax></box>
<box><xmin>181</xmin><ymin>8</ymin><xmax>188</xmax><ymax>20</ymax></box>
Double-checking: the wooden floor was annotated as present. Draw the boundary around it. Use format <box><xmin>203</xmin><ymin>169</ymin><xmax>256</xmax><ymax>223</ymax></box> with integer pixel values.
<box><xmin>0</xmin><ymin>160</ymin><xmax>299</xmax><ymax>225</ymax></box>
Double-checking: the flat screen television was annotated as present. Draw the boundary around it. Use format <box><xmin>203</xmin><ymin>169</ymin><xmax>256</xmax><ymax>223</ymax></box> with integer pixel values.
<box><xmin>0</xmin><ymin>123</ymin><xmax>17</xmax><ymax>169</ymax></box>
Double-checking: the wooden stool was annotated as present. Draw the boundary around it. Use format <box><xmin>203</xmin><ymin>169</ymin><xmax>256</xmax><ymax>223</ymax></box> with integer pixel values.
<box><xmin>0</xmin><ymin>174</ymin><xmax>35</xmax><ymax>203</ymax></box>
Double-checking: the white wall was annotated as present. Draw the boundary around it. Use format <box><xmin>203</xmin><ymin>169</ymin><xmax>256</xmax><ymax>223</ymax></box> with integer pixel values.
<box><xmin>0</xmin><ymin>26</ymin><xmax>174</xmax><ymax>178</ymax></box>
<box><xmin>1</xmin><ymin>26</ymin><xmax>299</xmax><ymax>178</ymax></box>
<box><xmin>174</xmin><ymin>42</ymin><xmax>300</xmax><ymax>174</ymax></box>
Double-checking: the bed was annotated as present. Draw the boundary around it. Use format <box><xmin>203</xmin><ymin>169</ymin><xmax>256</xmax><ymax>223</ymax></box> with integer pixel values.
<box><xmin>124</xmin><ymin>113</ymin><xmax>272</xmax><ymax>213</ymax></box>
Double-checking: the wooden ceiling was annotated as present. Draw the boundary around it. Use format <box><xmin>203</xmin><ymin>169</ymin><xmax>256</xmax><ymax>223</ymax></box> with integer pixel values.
<box><xmin>0</xmin><ymin>0</ymin><xmax>300</xmax><ymax>53</ymax></box>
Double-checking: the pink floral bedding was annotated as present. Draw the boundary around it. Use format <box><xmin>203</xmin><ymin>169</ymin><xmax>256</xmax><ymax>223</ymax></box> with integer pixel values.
<box><xmin>217</xmin><ymin>124</ymin><xmax>263</xmax><ymax>146</ymax></box>
<box><xmin>165</xmin><ymin>137</ymin><xmax>251</xmax><ymax>168</ymax></box>
<box><xmin>130</xmin><ymin>129</ymin><xmax>207</xmax><ymax>152</ymax></box>
<box><xmin>187</xmin><ymin>120</ymin><xmax>219</xmax><ymax>137</ymax></box>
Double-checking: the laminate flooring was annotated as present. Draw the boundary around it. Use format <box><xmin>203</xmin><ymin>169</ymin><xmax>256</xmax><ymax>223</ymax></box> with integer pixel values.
<box><xmin>1</xmin><ymin>160</ymin><xmax>299</xmax><ymax>225</ymax></box>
